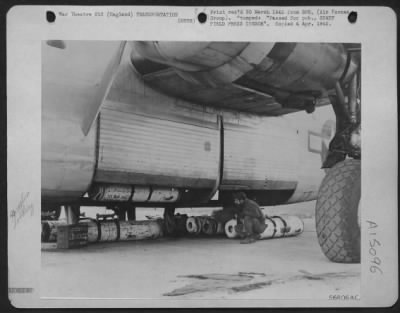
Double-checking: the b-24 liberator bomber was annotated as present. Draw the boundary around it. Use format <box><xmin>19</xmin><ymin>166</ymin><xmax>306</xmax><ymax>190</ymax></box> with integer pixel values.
<box><xmin>42</xmin><ymin>41</ymin><xmax>361</xmax><ymax>263</ymax></box>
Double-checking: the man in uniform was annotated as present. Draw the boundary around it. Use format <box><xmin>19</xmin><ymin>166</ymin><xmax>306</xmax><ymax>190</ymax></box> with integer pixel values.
<box><xmin>233</xmin><ymin>192</ymin><xmax>267</xmax><ymax>244</ymax></box>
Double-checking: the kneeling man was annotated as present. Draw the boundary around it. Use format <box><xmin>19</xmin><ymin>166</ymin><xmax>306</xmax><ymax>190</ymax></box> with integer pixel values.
<box><xmin>233</xmin><ymin>192</ymin><xmax>267</xmax><ymax>244</ymax></box>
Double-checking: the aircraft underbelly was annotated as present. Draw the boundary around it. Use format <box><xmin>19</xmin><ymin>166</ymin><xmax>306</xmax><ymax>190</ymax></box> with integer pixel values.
<box><xmin>221</xmin><ymin>119</ymin><xmax>299</xmax><ymax>190</ymax></box>
<box><xmin>41</xmin><ymin>96</ymin><xmax>329</xmax><ymax>204</ymax></box>
<box><xmin>94</xmin><ymin>100</ymin><xmax>220</xmax><ymax>189</ymax></box>
<box><xmin>41</xmin><ymin>42</ymin><xmax>334</xmax><ymax>205</ymax></box>
<box><xmin>92</xmin><ymin>99</ymin><xmax>301</xmax><ymax>191</ymax></box>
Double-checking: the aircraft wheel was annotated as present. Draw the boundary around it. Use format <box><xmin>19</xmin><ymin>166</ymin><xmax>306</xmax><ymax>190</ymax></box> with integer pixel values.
<box><xmin>316</xmin><ymin>159</ymin><xmax>361</xmax><ymax>263</ymax></box>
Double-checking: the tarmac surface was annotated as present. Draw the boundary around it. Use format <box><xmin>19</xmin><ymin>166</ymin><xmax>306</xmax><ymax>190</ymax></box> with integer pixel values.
<box><xmin>41</xmin><ymin>203</ymin><xmax>360</xmax><ymax>301</ymax></box>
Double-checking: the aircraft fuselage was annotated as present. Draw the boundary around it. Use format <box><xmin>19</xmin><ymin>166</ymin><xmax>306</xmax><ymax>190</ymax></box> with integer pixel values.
<box><xmin>42</xmin><ymin>41</ymin><xmax>336</xmax><ymax>208</ymax></box>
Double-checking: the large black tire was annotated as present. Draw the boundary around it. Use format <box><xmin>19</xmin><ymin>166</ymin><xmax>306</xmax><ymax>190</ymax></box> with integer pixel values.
<box><xmin>316</xmin><ymin>159</ymin><xmax>361</xmax><ymax>263</ymax></box>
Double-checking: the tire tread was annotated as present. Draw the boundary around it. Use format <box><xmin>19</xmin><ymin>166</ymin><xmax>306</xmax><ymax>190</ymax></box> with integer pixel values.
<box><xmin>316</xmin><ymin>159</ymin><xmax>361</xmax><ymax>263</ymax></box>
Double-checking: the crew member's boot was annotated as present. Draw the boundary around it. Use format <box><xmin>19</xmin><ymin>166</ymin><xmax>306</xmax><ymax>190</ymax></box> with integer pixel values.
<box><xmin>253</xmin><ymin>233</ymin><xmax>262</xmax><ymax>240</ymax></box>
<box><xmin>240</xmin><ymin>235</ymin><xmax>256</xmax><ymax>244</ymax></box>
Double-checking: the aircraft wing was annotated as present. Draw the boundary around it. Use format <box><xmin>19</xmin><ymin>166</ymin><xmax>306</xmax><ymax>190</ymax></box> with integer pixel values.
<box><xmin>129</xmin><ymin>41</ymin><xmax>359</xmax><ymax>116</ymax></box>
<box><xmin>46</xmin><ymin>41</ymin><xmax>359</xmax><ymax>136</ymax></box>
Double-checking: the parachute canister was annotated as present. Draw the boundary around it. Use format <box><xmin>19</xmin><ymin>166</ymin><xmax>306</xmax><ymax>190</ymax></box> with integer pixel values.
<box><xmin>225</xmin><ymin>215</ymin><xmax>304</xmax><ymax>239</ymax></box>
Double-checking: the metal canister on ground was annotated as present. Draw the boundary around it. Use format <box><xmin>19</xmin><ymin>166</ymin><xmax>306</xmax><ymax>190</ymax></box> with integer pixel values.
<box><xmin>186</xmin><ymin>216</ymin><xmax>200</xmax><ymax>234</ymax></box>
<box><xmin>225</xmin><ymin>215</ymin><xmax>304</xmax><ymax>239</ymax></box>
<box><xmin>78</xmin><ymin>218</ymin><xmax>164</xmax><ymax>243</ymax></box>
<box><xmin>41</xmin><ymin>219</ymin><xmax>67</xmax><ymax>242</ymax></box>
<box><xmin>120</xmin><ymin>220</ymin><xmax>163</xmax><ymax>240</ymax></box>
<box><xmin>202</xmin><ymin>217</ymin><xmax>224</xmax><ymax>236</ymax></box>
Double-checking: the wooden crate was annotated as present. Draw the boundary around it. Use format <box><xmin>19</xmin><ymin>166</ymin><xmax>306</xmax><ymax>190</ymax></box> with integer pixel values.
<box><xmin>57</xmin><ymin>224</ymin><xmax>88</xmax><ymax>249</ymax></box>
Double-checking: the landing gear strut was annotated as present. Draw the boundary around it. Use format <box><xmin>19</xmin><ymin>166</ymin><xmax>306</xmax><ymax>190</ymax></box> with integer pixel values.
<box><xmin>316</xmin><ymin>59</ymin><xmax>361</xmax><ymax>263</ymax></box>
<box><xmin>65</xmin><ymin>205</ymin><xmax>80</xmax><ymax>224</ymax></box>
<box><xmin>163</xmin><ymin>206</ymin><xmax>176</xmax><ymax>236</ymax></box>
<box><xmin>323</xmin><ymin>73</ymin><xmax>361</xmax><ymax>169</ymax></box>
<box><xmin>127</xmin><ymin>206</ymin><xmax>136</xmax><ymax>220</ymax></box>
<box><xmin>110</xmin><ymin>205</ymin><xmax>136</xmax><ymax>221</ymax></box>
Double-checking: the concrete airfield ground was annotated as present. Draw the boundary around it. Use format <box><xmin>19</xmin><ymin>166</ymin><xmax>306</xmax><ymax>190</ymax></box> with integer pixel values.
<box><xmin>41</xmin><ymin>201</ymin><xmax>360</xmax><ymax>302</ymax></box>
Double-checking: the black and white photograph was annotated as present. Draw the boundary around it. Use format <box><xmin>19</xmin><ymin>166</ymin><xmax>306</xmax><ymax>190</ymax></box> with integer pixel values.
<box><xmin>6</xmin><ymin>6</ymin><xmax>397</xmax><ymax>308</ymax></box>
<box><xmin>40</xmin><ymin>40</ymin><xmax>362</xmax><ymax>300</ymax></box>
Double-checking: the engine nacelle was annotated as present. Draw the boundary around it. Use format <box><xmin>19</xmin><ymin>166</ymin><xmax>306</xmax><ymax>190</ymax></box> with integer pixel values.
<box><xmin>131</xmin><ymin>41</ymin><xmax>359</xmax><ymax>97</ymax></box>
